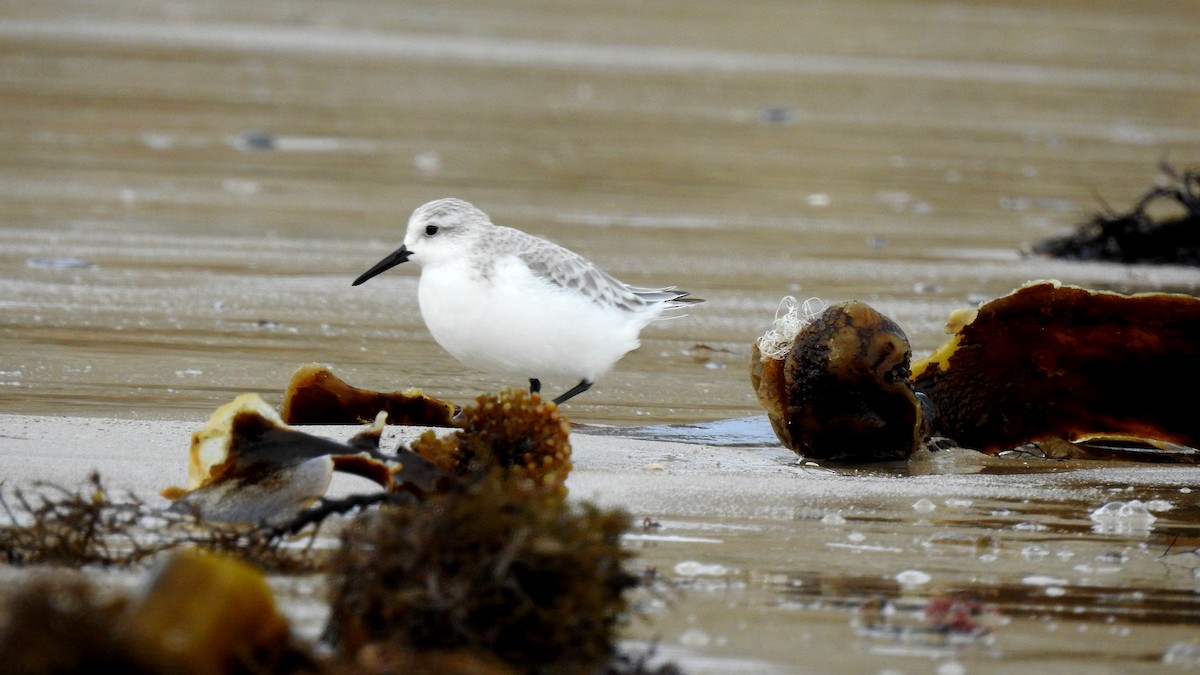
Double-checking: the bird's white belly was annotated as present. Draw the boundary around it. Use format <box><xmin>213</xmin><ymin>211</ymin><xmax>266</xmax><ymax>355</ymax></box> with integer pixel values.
<box><xmin>417</xmin><ymin>259</ymin><xmax>644</xmax><ymax>381</ymax></box>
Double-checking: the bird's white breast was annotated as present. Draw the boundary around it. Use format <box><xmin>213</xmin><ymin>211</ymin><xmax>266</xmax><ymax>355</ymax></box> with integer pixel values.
<box><xmin>416</xmin><ymin>254</ymin><xmax>649</xmax><ymax>381</ymax></box>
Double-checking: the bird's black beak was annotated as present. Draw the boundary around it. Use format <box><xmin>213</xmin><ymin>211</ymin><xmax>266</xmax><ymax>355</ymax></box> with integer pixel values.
<box><xmin>352</xmin><ymin>245</ymin><xmax>412</xmax><ymax>286</ymax></box>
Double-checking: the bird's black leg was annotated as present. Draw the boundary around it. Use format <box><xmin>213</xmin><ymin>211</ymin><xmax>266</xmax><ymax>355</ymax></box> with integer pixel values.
<box><xmin>553</xmin><ymin>379</ymin><xmax>593</xmax><ymax>405</ymax></box>
<box><xmin>529</xmin><ymin>378</ymin><xmax>541</xmax><ymax>394</ymax></box>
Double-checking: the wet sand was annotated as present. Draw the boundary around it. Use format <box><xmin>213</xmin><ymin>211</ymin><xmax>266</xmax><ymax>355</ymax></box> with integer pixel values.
<box><xmin>3</xmin><ymin>413</ymin><xmax>1199</xmax><ymax>673</ymax></box>
<box><xmin>4</xmin><ymin>0</ymin><xmax>1200</xmax><ymax>425</ymax></box>
<box><xmin>3</xmin><ymin>1</ymin><xmax>1200</xmax><ymax>672</ymax></box>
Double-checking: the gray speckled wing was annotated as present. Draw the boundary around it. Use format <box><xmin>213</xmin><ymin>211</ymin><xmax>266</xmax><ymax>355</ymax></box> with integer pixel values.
<box><xmin>517</xmin><ymin>237</ymin><xmax>703</xmax><ymax>318</ymax></box>
<box><xmin>517</xmin><ymin>237</ymin><xmax>653</xmax><ymax>312</ymax></box>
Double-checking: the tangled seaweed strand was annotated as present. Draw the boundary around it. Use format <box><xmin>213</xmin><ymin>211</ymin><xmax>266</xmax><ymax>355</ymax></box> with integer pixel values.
<box><xmin>326</xmin><ymin>471</ymin><xmax>636</xmax><ymax>673</ymax></box>
<box><xmin>1030</xmin><ymin>162</ymin><xmax>1200</xmax><ymax>265</ymax></box>
<box><xmin>0</xmin><ymin>565</ymin><xmax>680</xmax><ymax>675</ymax></box>
<box><xmin>2</xmin><ymin>394</ymin><xmax>575</xmax><ymax>571</ymax></box>
<box><xmin>0</xmin><ymin>408</ymin><xmax>681</xmax><ymax>673</ymax></box>
<box><xmin>411</xmin><ymin>388</ymin><xmax>573</xmax><ymax>497</ymax></box>
<box><xmin>0</xmin><ymin>472</ymin><xmax>323</xmax><ymax>573</ymax></box>
<box><xmin>268</xmin><ymin>491</ymin><xmax>416</xmax><ymax>538</ymax></box>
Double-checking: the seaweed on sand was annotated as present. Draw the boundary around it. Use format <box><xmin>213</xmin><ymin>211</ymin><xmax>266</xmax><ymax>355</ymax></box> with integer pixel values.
<box><xmin>0</xmin><ymin>472</ymin><xmax>325</xmax><ymax>573</ymax></box>
<box><xmin>1</xmin><ymin>391</ymin><xmax>575</xmax><ymax>570</ymax></box>
<box><xmin>1029</xmin><ymin>162</ymin><xmax>1200</xmax><ymax>265</ymax></box>
<box><xmin>326</xmin><ymin>470</ymin><xmax>638</xmax><ymax>673</ymax></box>
<box><xmin>0</xmin><ymin>472</ymin><xmax>672</xmax><ymax>674</ymax></box>
<box><xmin>408</xmin><ymin>388</ymin><xmax>574</xmax><ymax>497</ymax></box>
<box><xmin>1</xmin><ymin>389</ymin><xmax>680</xmax><ymax>673</ymax></box>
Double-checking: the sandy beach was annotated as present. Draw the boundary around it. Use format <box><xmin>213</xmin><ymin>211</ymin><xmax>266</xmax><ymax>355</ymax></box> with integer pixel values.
<box><xmin>4</xmin><ymin>410</ymin><xmax>1200</xmax><ymax>672</ymax></box>
<box><xmin>5</xmin><ymin>412</ymin><xmax>1195</xmax><ymax>517</ymax></box>
<box><xmin>4</xmin><ymin>0</ymin><xmax>1200</xmax><ymax>671</ymax></box>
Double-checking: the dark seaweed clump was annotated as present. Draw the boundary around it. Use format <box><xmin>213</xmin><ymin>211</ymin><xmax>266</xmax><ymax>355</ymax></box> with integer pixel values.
<box><xmin>410</xmin><ymin>388</ymin><xmax>573</xmax><ymax>497</ymax></box>
<box><xmin>0</xmin><ymin>472</ymin><xmax>320</xmax><ymax>572</ymax></box>
<box><xmin>326</xmin><ymin>471</ymin><xmax>637</xmax><ymax>673</ymax></box>
<box><xmin>0</xmin><ymin>390</ymin><xmax>680</xmax><ymax>674</ymax></box>
<box><xmin>1029</xmin><ymin>163</ymin><xmax>1200</xmax><ymax>265</ymax></box>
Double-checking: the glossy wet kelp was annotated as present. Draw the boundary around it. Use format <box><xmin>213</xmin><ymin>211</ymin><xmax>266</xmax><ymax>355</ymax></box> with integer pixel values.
<box><xmin>753</xmin><ymin>281</ymin><xmax>1200</xmax><ymax>462</ymax></box>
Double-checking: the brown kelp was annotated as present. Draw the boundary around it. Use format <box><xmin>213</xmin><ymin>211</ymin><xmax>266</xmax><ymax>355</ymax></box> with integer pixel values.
<box><xmin>753</xmin><ymin>282</ymin><xmax>1200</xmax><ymax>461</ymax></box>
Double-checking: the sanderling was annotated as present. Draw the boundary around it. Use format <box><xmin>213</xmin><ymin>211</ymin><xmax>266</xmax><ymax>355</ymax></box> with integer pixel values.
<box><xmin>353</xmin><ymin>198</ymin><xmax>701</xmax><ymax>405</ymax></box>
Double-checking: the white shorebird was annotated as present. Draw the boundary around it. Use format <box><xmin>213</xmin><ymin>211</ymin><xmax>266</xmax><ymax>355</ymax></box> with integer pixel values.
<box><xmin>352</xmin><ymin>198</ymin><xmax>701</xmax><ymax>405</ymax></box>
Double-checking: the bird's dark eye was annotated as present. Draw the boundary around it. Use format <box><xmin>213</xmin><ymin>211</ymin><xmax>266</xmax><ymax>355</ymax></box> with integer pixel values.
<box><xmin>425</xmin><ymin>225</ymin><xmax>439</xmax><ymax>236</ymax></box>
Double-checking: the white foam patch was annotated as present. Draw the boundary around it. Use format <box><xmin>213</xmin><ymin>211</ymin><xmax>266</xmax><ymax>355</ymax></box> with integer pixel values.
<box><xmin>756</xmin><ymin>296</ymin><xmax>825</xmax><ymax>361</ymax></box>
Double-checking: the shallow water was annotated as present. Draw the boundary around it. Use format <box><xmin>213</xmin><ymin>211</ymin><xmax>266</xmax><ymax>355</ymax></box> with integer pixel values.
<box><xmin>3</xmin><ymin>1</ymin><xmax>1200</xmax><ymax>672</ymax></box>
<box><xmin>607</xmin><ymin>456</ymin><xmax>1200</xmax><ymax>673</ymax></box>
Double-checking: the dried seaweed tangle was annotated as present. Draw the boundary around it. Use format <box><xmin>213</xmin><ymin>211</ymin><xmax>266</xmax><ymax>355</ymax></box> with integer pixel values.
<box><xmin>410</xmin><ymin>388</ymin><xmax>573</xmax><ymax>497</ymax></box>
<box><xmin>1</xmin><ymin>391</ymin><xmax>680</xmax><ymax>674</ymax></box>
<box><xmin>1030</xmin><ymin>162</ymin><xmax>1200</xmax><ymax>265</ymax></box>
<box><xmin>326</xmin><ymin>471</ymin><xmax>636</xmax><ymax>673</ymax></box>
<box><xmin>1</xmin><ymin>472</ymin><xmax>323</xmax><ymax>573</ymax></box>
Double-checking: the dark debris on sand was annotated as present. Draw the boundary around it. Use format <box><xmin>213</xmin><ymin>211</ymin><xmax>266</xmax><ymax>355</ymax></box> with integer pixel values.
<box><xmin>1028</xmin><ymin>162</ymin><xmax>1200</xmax><ymax>266</ymax></box>
<box><xmin>0</xmin><ymin>391</ymin><xmax>684</xmax><ymax>675</ymax></box>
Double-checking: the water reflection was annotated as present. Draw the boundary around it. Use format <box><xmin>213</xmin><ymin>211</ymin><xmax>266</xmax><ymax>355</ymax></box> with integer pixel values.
<box><xmin>621</xmin><ymin>497</ymin><xmax>1200</xmax><ymax>671</ymax></box>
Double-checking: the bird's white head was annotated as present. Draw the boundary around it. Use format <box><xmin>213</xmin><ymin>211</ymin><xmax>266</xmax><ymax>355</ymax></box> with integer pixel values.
<box><xmin>401</xmin><ymin>198</ymin><xmax>492</xmax><ymax>267</ymax></box>
<box><xmin>351</xmin><ymin>197</ymin><xmax>491</xmax><ymax>286</ymax></box>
